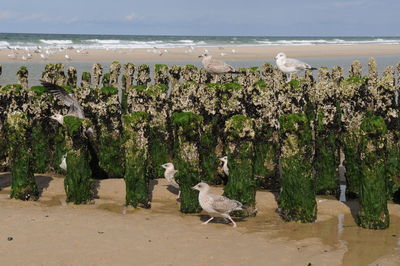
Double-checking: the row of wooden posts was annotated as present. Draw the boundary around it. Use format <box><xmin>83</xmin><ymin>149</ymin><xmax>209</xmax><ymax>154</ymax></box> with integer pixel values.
<box><xmin>0</xmin><ymin>59</ymin><xmax>399</xmax><ymax>229</ymax></box>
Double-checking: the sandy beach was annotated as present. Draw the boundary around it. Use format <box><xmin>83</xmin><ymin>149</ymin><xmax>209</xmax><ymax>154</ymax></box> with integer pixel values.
<box><xmin>1</xmin><ymin>173</ymin><xmax>400</xmax><ymax>266</ymax></box>
<box><xmin>1</xmin><ymin>44</ymin><xmax>399</xmax><ymax>63</ymax></box>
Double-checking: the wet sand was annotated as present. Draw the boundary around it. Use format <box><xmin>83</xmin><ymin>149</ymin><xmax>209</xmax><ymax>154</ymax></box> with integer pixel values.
<box><xmin>1</xmin><ymin>44</ymin><xmax>400</xmax><ymax>63</ymax></box>
<box><xmin>1</xmin><ymin>172</ymin><xmax>400</xmax><ymax>266</ymax></box>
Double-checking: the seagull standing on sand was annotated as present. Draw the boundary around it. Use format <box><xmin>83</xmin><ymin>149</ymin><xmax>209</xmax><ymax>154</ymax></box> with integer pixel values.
<box><xmin>192</xmin><ymin>182</ymin><xmax>243</xmax><ymax>228</ymax></box>
<box><xmin>59</xmin><ymin>153</ymin><xmax>67</xmax><ymax>171</ymax></box>
<box><xmin>199</xmin><ymin>53</ymin><xmax>239</xmax><ymax>82</ymax></box>
<box><xmin>161</xmin><ymin>163</ymin><xmax>180</xmax><ymax>199</ymax></box>
<box><xmin>274</xmin><ymin>52</ymin><xmax>317</xmax><ymax>82</ymax></box>
<box><xmin>219</xmin><ymin>156</ymin><xmax>229</xmax><ymax>176</ymax></box>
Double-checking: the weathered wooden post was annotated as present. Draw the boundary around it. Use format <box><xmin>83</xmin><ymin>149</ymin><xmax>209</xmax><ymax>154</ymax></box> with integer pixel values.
<box><xmin>110</xmin><ymin>61</ymin><xmax>121</xmax><ymax>87</ymax></box>
<box><xmin>154</xmin><ymin>64</ymin><xmax>169</xmax><ymax>85</ymax></box>
<box><xmin>92</xmin><ymin>63</ymin><xmax>103</xmax><ymax>88</ymax></box>
<box><xmin>7</xmin><ymin>111</ymin><xmax>39</xmax><ymax>200</ymax></box>
<box><xmin>17</xmin><ymin>66</ymin><xmax>28</xmax><ymax>89</ymax></box>
<box><xmin>245</xmin><ymin>64</ymin><xmax>279</xmax><ymax>189</ymax></box>
<box><xmin>223</xmin><ymin>115</ymin><xmax>257</xmax><ymax>216</ymax></box>
<box><xmin>66</xmin><ymin>66</ymin><xmax>77</xmax><ymax>87</ymax></box>
<box><xmin>278</xmin><ymin>113</ymin><xmax>316</xmax><ymax>222</ymax></box>
<box><xmin>172</xmin><ymin>112</ymin><xmax>202</xmax><ymax>213</ymax></box>
<box><xmin>102</xmin><ymin>73</ymin><xmax>111</xmax><ymax>87</ymax></box>
<box><xmin>136</xmin><ymin>64</ymin><xmax>151</xmax><ymax>86</ymax></box>
<box><xmin>123</xmin><ymin>112</ymin><xmax>150</xmax><ymax>208</ymax></box>
<box><xmin>42</xmin><ymin>63</ymin><xmax>65</xmax><ymax>85</ymax></box>
<box><xmin>197</xmin><ymin>83</ymin><xmax>221</xmax><ymax>184</ymax></box>
<box><xmin>372</xmin><ymin>65</ymin><xmax>400</xmax><ymax>199</ymax></box>
<box><xmin>181</xmin><ymin>65</ymin><xmax>200</xmax><ymax>83</ymax></box>
<box><xmin>81</xmin><ymin>72</ymin><xmax>91</xmax><ymax>88</ymax></box>
<box><xmin>122</xmin><ymin>63</ymin><xmax>135</xmax><ymax>89</ymax></box>
<box><xmin>312</xmin><ymin>68</ymin><xmax>340</xmax><ymax>195</ymax></box>
<box><xmin>340</xmin><ymin>61</ymin><xmax>366</xmax><ymax>198</ymax></box>
<box><xmin>63</xmin><ymin>116</ymin><xmax>93</xmax><ymax>204</ymax></box>
<box><xmin>357</xmin><ymin>115</ymin><xmax>389</xmax><ymax>229</ymax></box>
<box><xmin>95</xmin><ymin>86</ymin><xmax>125</xmax><ymax>178</ymax></box>
<box><xmin>126</xmin><ymin>84</ymin><xmax>170</xmax><ymax>179</ymax></box>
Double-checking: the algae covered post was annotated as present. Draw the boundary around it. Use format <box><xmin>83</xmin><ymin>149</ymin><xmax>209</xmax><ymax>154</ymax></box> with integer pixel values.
<box><xmin>172</xmin><ymin>112</ymin><xmax>203</xmax><ymax>213</ymax></box>
<box><xmin>223</xmin><ymin>115</ymin><xmax>257</xmax><ymax>217</ymax></box>
<box><xmin>278</xmin><ymin>113</ymin><xmax>316</xmax><ymax>222</ymax></box>
<box><xmin>7</xmin><ymin>111</ymin><xmax>39</xmax><ymax>200</ymax></box>
<box><xmin>312</xmin><ymin>68</ymin><xmax>339</xmax><ymax>195</ymax></box>
<box><xmin>357</xmin><ymin>115</ymin><xmax>390</xmax><ymax>229</ymax></box>
<box><xmin>63</xmin><ymin>116</ymin><xmax>93</xmax><ymax>204</ymax></box>
<box><xmin>123</xmin><ymin>112</ymin><xmax>150</xmax><ymax>208</ymax></box>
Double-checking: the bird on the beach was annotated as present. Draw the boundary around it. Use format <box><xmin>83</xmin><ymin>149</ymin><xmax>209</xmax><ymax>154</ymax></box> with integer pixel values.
<box><xmin>199</xmin><ymin>53</ymin><xmax>240</xmax><ymax>83</ymax></box>
<box><xmin>161</xmin><ymin>163</ymin><xmax>180</xmax><ymax>199</ymax></box>
<box><xmin>274</xmin><ymin>52</ymin><xmax>317</xmax><ymax>82</ymax></box>
<box><xmin>192</xmin><ymin>182</ymin><xmax>243</xmax><ymax>228</ymax></box>
<box><xmin>59</xmin><ymin>153</ymin><xmax>67</xmax><ymax>171</ymax></box>
<box><xmin>219</xmin><ymin>156</ymin><xmax>229</xmax><ymax>176</ymax></box>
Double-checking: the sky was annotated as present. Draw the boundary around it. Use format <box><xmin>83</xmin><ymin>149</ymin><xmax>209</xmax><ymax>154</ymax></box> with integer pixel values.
<box><xmin>0</xmin><ymin>0</ymin><xmax>399</xmax><ymax>36</ymax></box>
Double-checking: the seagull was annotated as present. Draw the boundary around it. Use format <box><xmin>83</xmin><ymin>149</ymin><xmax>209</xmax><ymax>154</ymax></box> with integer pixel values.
<box><xmin>192</xmin><ymin>182</ymin><xmax>243</xmax><ymax>228</ymax></box>
<box><xmin>65</xmin><ymin>54</ymin><xmax>71</xmax><ymax>60</ymax></box>
<box><xmin>40</xmin><ymin>80</ymin><xmax>90</xmax><ymax>129</ymax></box>
<box><xmin>274</xmin><ymin>52</ymin><xmax>317</xmax><ymax>82</ymax></box>
<box><xmin>161</xmin><ymin>163</ymin><xmax>180</xmax><ymax>199</ymax></box>
<box><xmin>219</xmin><ymin>156</ymin><xmax>229</xmax><ymax>176</ymax></box>
<box><xmin>199</xmin><ymin>53</ymin><xmax>238</xmax><ymax>75</ymax></box>
<box><xmin>59</xmin><ymin>153</ymin><xmax>67</xmax><ymax>171</ymax></box>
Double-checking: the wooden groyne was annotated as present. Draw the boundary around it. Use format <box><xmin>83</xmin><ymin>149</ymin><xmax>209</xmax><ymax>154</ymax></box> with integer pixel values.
<box><xmin>0</xmin><ymin>59</ymin><xmax>399</xmax><ymax>229</ymax></box>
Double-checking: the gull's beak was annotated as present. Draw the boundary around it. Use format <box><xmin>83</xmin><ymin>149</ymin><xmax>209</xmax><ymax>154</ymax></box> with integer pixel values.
<box><xmin>191</xmin><ymin>186</ymin><xmax>197</xmax><ymax>190</ymax></box>
<box><xmin>198</xmin><ymin>55</ymin><xmax>203</xmax><ymax>58</ymax></box>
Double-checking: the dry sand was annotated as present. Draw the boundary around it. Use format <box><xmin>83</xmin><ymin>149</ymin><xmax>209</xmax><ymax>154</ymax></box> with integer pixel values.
<box><xmin>1</xmin><ymin>44</ymin><xmax>399</xmax><ymax>63</ymax></box>
<box><xmin>1</xmin><ymin>173</ymin><xmax>400</xmax><ymax>266</ymax></box>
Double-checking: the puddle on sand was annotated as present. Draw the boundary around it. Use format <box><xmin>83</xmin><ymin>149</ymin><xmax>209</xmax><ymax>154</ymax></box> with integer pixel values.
<box><xmin>243</xmin><ymin>210</ymin><xmax>400</xmax><ymax>265</ymax></box>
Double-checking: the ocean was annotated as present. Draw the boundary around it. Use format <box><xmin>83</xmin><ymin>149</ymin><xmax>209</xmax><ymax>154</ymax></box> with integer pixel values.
<box><xmin>1</xmin><ymin>33</ymin><xmax>399</xmax><ymax>85</ymax></box>
<box><xmin>1</xmin><ymin>33</ymin><xmax>400</xmax><ymax>50</ymax></box>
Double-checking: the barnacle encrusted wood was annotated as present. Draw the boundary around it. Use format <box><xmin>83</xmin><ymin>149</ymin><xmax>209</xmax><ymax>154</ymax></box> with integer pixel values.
<box><xmin>123</xmin><ymin>112</ymin><xmax>150</xmax><ymax>208</ymax></box>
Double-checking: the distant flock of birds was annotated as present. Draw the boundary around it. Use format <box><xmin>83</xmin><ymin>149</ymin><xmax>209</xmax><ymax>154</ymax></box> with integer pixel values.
<box><xmin>31</xmin><ymin>46</ymin><xmax>317</xmax><ymax>228</ymax></box>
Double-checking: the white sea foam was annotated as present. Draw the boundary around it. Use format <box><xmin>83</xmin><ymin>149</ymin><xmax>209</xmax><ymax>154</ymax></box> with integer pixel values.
<box><xmin>39</xmin><ymin>39</ymin><xmax>73</xmax><ymax>45</ymax></box>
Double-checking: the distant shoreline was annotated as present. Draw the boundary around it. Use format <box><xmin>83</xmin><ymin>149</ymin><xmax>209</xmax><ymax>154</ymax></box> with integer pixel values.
<box><xmin>0</xmin><ymin>44</ymin><xmax>399</xmax><ymax>63</ymax></box>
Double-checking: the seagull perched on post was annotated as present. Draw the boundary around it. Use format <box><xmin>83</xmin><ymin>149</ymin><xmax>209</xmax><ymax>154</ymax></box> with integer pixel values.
<box><xmin>274</xmin><ymin>52</ymin><xmax>317</xmax><ymax>82</ymax></box>
<box><xmin>199</xmin><ymin>53</ymin><xmax>240</xmax><ymax>83</ymax></box>
<box><xmin>161</xmin><ymin>163</ymin><xmax>180</xmax><ymax>199</ymax></box>
<box><xmin>192</xmin><ymin>182</ymin><xmax>243</xmax><ymax>228</ymax></box>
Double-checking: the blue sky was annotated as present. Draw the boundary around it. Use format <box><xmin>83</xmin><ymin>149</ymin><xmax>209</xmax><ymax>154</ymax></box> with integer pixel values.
<box><xmin>0</xmin><ymin>0</ymin><xmax>399</xmax><ymax>36</ymax></box>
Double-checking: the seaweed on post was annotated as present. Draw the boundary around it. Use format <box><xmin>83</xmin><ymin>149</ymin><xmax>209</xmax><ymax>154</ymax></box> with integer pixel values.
<box><xmin>278</xmin><ymin>113</ymin><xmax>316</xmax><ymax>222</ymax></box>
<box><xmin>357</xmin><ymin>115</ymin><xmax>389</xmax><ymax>229</ymax></box>
<box><xmin>7</xmin><ymin>111</ymin><xmax>39</xmax><ymax>200</ymax></box>
<box><xmin>223</xmin><ymin>115</ymin><xmax>257</xmax><ymax>217</ymax></box>
<box><xmin>123</xmin><ymin>112</ymin><xmax>150</xmax><ymax>208</ymax></box>
<box><xmin>63</xmin><ymin>116</ymin><xmax>93</xmax><ymax>204</ymax></box>
<box><xmin>310</xmin><ymin>68</ymin><xmax>340</xmax><ymax>195</ymax></box>
<box><xmin>172</xmin><ymin>112</ymin><xmax>203</xmax><ymax>213</ymax></box>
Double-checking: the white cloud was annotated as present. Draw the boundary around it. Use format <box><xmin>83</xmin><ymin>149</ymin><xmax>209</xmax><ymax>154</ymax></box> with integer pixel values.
<box><xmin>125</xmin><ymin>12</ymin><xmax>143</xmax><ymax>21</ymax></box>
<box><xmin>0</xmin><ymin>11</ymin><xmax>12</xmax><ymax>20</ymax></box>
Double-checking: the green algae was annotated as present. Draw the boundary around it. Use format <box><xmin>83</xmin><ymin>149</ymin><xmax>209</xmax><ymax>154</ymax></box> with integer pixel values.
<box><xmin>278</xmin><ymin>113</ymin><xmax>316</xmax><ymax>223</ymax></box>
<box><xmin>123</xmin><ymin>112</ymin><xmax>150</xmax><ymax>208</ymax></box>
